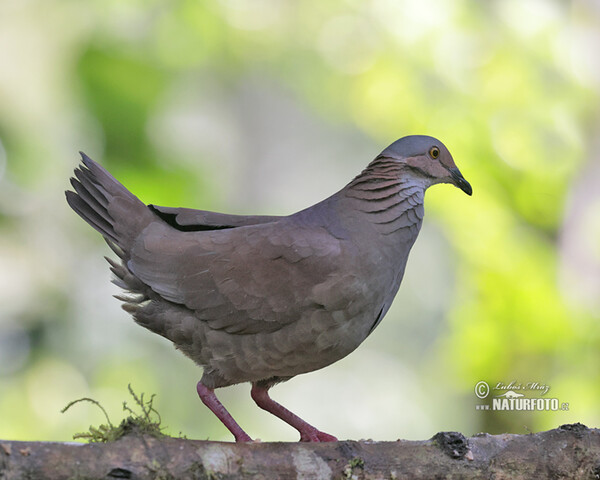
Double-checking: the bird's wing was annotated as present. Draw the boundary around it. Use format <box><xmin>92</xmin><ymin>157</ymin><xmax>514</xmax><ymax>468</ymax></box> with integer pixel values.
<box><xmin>127</xmin><ymin>219</ymin><xmax>366</xmax><ymax>335</ymax></box>
<box><xmin>149</xmin><ymin>205</ymin><xmax>282</xmax><ymax>230</ymax></box>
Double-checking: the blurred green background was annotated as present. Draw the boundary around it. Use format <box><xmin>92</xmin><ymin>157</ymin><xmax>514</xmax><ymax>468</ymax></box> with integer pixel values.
<box><xmin>1</xmin><ymin>0</ymin><xmax>599</xmax><ymax>442</ymax></box>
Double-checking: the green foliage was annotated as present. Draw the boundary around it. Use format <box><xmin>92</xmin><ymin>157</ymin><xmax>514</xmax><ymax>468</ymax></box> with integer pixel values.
<box><xmin>77</xmin><ymin>47</ymin><xmax>168</xmax><ymax>162</ymax></box>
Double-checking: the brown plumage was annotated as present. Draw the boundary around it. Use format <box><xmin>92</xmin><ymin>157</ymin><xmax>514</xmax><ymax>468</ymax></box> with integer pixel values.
<box><xmin>65</xmin><ymin>135</ymin><xmax>471</xmax><ymax>442</ymax></box>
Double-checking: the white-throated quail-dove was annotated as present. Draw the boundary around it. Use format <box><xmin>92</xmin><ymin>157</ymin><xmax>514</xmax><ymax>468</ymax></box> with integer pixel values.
<box><xmin>65</xmin><ymin>135</ymin><xmax>472</xmax><ymax>442</ymax></box>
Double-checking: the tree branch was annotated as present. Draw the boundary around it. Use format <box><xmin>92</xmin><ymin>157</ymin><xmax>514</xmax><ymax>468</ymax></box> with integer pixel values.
<box><xmin>1</xmin><ymin>424</ymin><xmax>597</xmax><ymax>479</ymax></box>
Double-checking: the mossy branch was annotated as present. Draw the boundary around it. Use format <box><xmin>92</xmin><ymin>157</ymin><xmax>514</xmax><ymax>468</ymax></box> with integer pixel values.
<box><xmin>0</xmin><ymin>425</ymin><xmax>598</xmax><ymax>480</ymax></box>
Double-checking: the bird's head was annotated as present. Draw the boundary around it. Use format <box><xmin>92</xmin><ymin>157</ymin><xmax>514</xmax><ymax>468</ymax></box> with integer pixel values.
<box><xmin>378</xmin><ymin>135</ymin><xmax>472</xmax><ymax>195</ymax></box>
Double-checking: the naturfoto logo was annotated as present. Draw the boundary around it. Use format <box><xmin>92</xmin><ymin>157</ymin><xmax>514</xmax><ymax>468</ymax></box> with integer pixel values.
<box><xmin>474</xmin><ymin>381</ymin><xmax>569</xmax><ymax>412</ymax></box>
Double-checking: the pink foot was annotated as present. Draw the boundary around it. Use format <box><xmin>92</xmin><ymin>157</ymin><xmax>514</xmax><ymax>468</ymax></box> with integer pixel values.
<box><xmin>250</xmin><ymin>383</ymin><xmax>338</xmax><ymax>442</ymax></box>
<box><xmin>299</xmin><ymin>428</ymin><xmax>338</xmax><ymax>442</ymax></box>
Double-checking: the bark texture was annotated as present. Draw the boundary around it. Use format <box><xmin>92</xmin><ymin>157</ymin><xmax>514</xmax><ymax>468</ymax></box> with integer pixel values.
<box><xmin>1</xmin><ymin>424</ymin><xmax>598</xmax><ymax>479</ymax></box>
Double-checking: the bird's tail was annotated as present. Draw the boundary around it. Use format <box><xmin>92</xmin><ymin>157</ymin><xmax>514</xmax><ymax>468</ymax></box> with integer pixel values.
<box><xmin>65</xmin><ymin>152</ymin><xmax>154</xmax><ymax>254</ymax></box>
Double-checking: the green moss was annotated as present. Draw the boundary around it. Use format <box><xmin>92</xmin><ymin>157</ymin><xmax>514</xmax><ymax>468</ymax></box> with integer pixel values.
<box><xmin>343</xmin><ymin>457</ymin><xmax>365</xmax><ymax>478</ymax></box>
<box><xmin>61</xmin><ymin>384</ymin><xmax>165</xmax><ymax>443</ymax></box>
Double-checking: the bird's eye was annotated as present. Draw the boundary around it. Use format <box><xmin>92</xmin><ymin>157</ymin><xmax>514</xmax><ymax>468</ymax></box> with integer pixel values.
<box><xmin>429</xmin><ymin>146</ymin><xmax>440</xmax><ymax>159</ymax></box>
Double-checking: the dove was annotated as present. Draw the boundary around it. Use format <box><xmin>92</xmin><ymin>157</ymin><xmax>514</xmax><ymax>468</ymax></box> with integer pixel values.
<box><xmin>65</xmin><ymin>135</ymin><xmax>471</xmax><ymax>442</ymax></box>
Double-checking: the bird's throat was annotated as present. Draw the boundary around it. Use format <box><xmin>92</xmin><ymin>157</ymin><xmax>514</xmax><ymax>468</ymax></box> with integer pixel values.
<box><xmin>344</xmin><ymin>171</ymin><xmax>426</xmax><ymax>237</ymax></box>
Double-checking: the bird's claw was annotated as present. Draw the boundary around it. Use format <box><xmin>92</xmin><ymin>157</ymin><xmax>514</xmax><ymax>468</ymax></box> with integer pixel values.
<box><xmin>299</xmin><ymin>429</ymin><xmax>338</xmax><ymax>442</ymax></box>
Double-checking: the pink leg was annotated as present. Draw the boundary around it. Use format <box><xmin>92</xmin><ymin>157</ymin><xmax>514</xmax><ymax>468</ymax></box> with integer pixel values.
<box><xmin>196</xmin><ymin>382</ymin><xmax>252</xmax><ymax>442</ymax></box>
<box><xmin>250</xmin><ymin>384</ymin><xmax>337</xmax><ymax>442</ymax></box>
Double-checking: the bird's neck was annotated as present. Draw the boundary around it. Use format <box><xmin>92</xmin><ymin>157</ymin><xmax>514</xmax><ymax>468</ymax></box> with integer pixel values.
<box><xmin>342</xmin><ymin>158</ymin><xmax>426</xmax><ymax>236</ymax></box>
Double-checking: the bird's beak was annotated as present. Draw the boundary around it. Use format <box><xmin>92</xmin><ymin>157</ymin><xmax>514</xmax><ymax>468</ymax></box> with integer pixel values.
<box><xmin>449</xmin><ymin>167</ymin><xmax>472</xmax><ymax>196</ymax></box>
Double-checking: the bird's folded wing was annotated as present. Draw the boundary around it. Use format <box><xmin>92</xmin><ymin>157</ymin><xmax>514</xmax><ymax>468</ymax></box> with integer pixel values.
<box><xmin>127</xmin><ymin>220</ymin><xmax>364</xmax><ymax>335</ymax></box>
<box><xmin>149</xmin><ymin>205</ymin><xmax>282</xmax><ymax>230</ymax></box>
